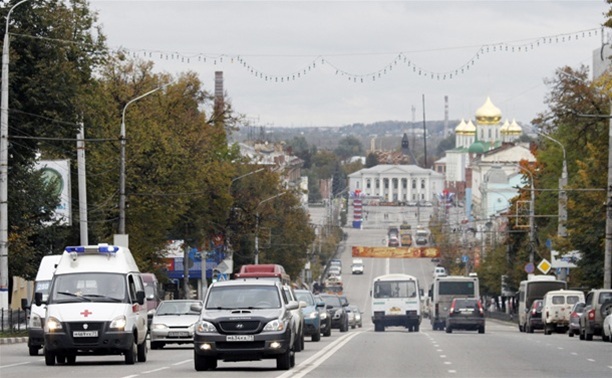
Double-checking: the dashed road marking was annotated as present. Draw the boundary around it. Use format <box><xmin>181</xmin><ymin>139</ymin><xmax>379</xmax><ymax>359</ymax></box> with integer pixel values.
<box><xmin>587</xmin><ymin>358</ymin><xmax>595</xmax><ymax>362</ymax></box>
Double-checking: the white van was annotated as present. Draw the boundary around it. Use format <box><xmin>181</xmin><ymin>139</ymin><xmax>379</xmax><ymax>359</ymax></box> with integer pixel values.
<box><xmin>35</xmin><ymin>244</ymin><xmax>148</xmax><ymax>365</ymax></box>
<box><xmin>541</xmin><ymin>289</ymin><xmax>584</xmax><ymax>335</ymax></box>
<box><xmin>22</xmin><ymin>255</ymin><xmax>61</xmax><ymax>356</ymax></box>
<box><xmin>371</xmin><ymin>274</ymin><xmax>421</xmax><ymax>332</ymax></box>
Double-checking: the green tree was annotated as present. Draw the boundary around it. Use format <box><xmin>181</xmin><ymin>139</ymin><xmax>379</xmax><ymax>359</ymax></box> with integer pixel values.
<box><xmin>365</xmin><ymin>152</ymin><xmax>379</xmax><ymax>168</ymax></box>
<box><xmin>334</xmin><ymin>135</ymin><xmax>364</xmax><ymax>161</ymax></box>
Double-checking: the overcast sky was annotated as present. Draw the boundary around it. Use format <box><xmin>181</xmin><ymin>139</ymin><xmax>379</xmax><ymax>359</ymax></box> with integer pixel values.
<box><xmin>89</xmin><ymin>1</ymin><xmax>609</xmax><ymax>128</ymax></box>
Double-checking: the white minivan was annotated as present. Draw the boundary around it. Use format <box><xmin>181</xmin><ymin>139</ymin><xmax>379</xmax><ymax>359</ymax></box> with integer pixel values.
<box><xmin>36</xmin><ymin>244</ymin><xmax>148</xmax><ymax>365</ymax></box>
<box><xmin>541</xmin><ymin>289</ymin><xmax>584</xmax><ymax>335</ymax></box>
<box><xmin>22</xmin><ymin>254</ymin><xmax>61</xmax><ymax>356</ymax></box>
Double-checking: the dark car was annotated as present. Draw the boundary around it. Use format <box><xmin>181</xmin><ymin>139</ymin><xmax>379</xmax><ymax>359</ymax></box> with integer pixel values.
<box><xmin>568</xmin><ymin>301</ymin><xmax>585</xmax><ymax>337</ymax></box>
<box><xmin>445</xmin><ymin>298</ymin><xmax>485</xmax><ymax>334</ymax></box>
<box><xmin>319</xmin><ymin>294</ymin><xmax>349</xmax><ymax>332</ymax></box>
<box><xmin>192</xmin><ymin>279</ymin><xmax>299</xmax><ymax>371</ymax></box>
<box><xmin>294</xmin><ymin>289</ymin><xmax>322</xmax><ymax>342</ymax></box>
<box><xmin>314</xmin><ymin>294</ymin><xmax>332</xmax><ymax>337</ymax></box>
<box><xmin>526</xmin><ymin>299</ymin><xmax>544</xmax><ymax>333</ymax></box>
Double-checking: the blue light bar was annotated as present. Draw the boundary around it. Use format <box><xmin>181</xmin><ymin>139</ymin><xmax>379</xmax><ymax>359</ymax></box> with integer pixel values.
<box><xmin>65</xmin><ymin>244</ymin><xmax>119</xmax><ymax>255</ymax></box>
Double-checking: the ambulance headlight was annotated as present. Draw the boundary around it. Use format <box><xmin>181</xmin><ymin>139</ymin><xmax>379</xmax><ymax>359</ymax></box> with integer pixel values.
<box><xmin>30</xmin><ymin>313</ymin><xmax>43</xmax><ymax>329</ymax></box>
<box><xmin>46</xmin><ymin>316</ymin><xmax>63</xmax><ymax>332</ymax></box>
<box><xmin>110</xmin><ymin>315</ymin><xmax>127</xmax><ymax>330</ymax></box>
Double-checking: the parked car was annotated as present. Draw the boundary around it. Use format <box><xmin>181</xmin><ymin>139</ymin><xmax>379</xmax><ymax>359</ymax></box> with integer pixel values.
<box><xmin>346</xmin><ymin>306</ymin><xmax>356</xmax><ymax>329</ymax></box>
<box><xmin>541</xmin><ymin>289</ymin><xmax>584</xmax><ymax>335</ymax></box>
<box><xmin>603</xmin><ymin>308</ymin><xmax>612</xmax><ymax>342</ymax></box>
<box><xmin>579</xmin><ymin>289</ymin><xmax>612</xmax><ymax>340</ymax></box>
<box><xmin>568</xmin><ymin>301</ymin><xmax>585</xmax><ymax>337</ymax></box>
<box><xmin>294</xmin><ymin>289</ymin><xmax>322</xmax><ymax>342</ymax></box>
<box><xmin>150</xmin><ymin>299</ymin><xmax>203</xmax><ymax>349</ymax></box>
<box><xmin>350</xmin><ymin>305</ymin><xmax>363</xmax><ymax>328</ymax></box>
<box><xmin>445</xmin><ymin>297</ymin><xmax>485</xmax><ymax>334</ymax></box>
<box><xmin>314</xmin><ymin>294</ymin><xmax>332</xmax><ymax>337</ymax></box>
<box><xmin>327</xmin><ymin>265</ymin><xmax>342</xmax><ymax>277</ymax></box>
<box><xmin>319</xmin><ymin>293</ymin><xmax>349</xmax><ymax>332</ymax></box>
<box><xmin>388</xmin><ymin>236</ymin><xmax>400</xmax><ymax>247</ymax></box>
<box><xmin>526</xmin><ymin>299</ymin><xmax>544</xmax><ymax>333</ymax></box>
<box><xmin>193</xmin><ymin>279</ymin><xmax>298</xmax><ymax>371</ymax></box>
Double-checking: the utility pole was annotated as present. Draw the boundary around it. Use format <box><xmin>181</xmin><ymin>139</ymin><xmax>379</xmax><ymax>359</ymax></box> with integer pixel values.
<box><xmin>422</xmin><ymin>94</ymin><xmax>427</xmax><ymax>168</ymax></box>
<box><xmin>605</xmin><ymin>100</ymin><xmax>612</xmax><ymax>289</ymax></box>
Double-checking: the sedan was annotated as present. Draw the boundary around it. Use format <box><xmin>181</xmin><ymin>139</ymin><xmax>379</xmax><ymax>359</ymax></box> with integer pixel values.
<box><xmin>351</xmin><ymin>305</ymin><xmax>363</xmax><ymax>328</ymax></box>
<box><xmin>568</xmin><ymin>301</ymin><xmax>585</xmax><ymax>337</ymax></box>
<box><xmin>150</xmin><ymin>299</ymin><xmax>203</xmax><ymax>349</ymax></box>
<box><xmin>603</xmin><ymin>308</ymin><xmax>612</xmax><ymax>342</ymax></box>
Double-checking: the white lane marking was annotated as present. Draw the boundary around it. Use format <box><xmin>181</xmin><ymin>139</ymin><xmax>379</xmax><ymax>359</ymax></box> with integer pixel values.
<box><xmin>587</xmin><ymin>358</ymin><xmax>595</xmax><ymax>362</ymax></box>
<box><xmin>444</xmin><ymin>361</ymin><xmax>452</xmax><ymax>365</ymax></box>
<box><xmin>276</xmin><ymin>331</ymin><xmax>362</xmax><ymax>378</ymax></box>
<box><xmin>0</xmin><ymin>361</ymin><xmax>32</xmax><ymax>369</ymax></box>
<box><xmin>557</xmin><ymin>347</ymin><xmax>563</xmax><ymax>350</ymax></box>
<box><xmin>122</xmin><ymin>376</ymin><xmax>139</xmax><ymax>378</ymax></box>
<box><xmin>440</xmin><ymin>355</ymin><xmax>447</xmax><ymax>358</ymax></box>
<box><xmin>571</xmin><ymin>352</ymin><xmax>578</xmax><ymax>356</ymax></box>
<box><xmin>437</xmin><ymin>349</ymin><xmax>443</xmax><ymax>352</ymax></box>
<box><xmin>172</xmin><ymin>359</ymin><xmax>191</xmax><ymax>366</ymax></box>
<box><xmin>142</xmin><ymin>367</ymin><xmax>169</xmax><ymax>374</ymax></box>
<box><xmin>448</xmin><ymin>370</ymin><xmax>457</xmax><ymax>373</ymax></box>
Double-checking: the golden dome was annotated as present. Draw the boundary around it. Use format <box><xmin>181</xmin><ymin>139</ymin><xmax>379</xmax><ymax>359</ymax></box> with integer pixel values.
<box><xmin>464</xmin><ymin>120</ymin><xmax>476</xmax><ymax>135</ymax></box>
<box><xmin>455</xmin><ymin>119</ymin><xmax>467</xmax><ymax>135</ymax></box>
<box><xmin>500</xmin><ymin>119</ymin><xmax>510</xmax><ymax>135</ymax></box>
<box><xmin>508</xmin><ymin>119</ymin><xmax>522</xmax><ymax>135</ymax></box>
<box><xmin>475</xmin><ymin>97</ymin><xmax>502</xmax><ymax>125</ymax></box>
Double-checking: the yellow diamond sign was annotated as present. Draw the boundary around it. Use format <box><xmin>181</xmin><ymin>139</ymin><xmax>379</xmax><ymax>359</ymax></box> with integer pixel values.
<box><xmin>537</xmin><ymin>259</ymin><xmax>552</xmax><ymax>274</ymax></box>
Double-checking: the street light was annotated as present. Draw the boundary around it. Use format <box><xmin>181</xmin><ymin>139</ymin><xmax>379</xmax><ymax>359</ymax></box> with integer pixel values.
<box><xmin>0</xmin><ymin>0</ymin><xmax>32</xmax><ymax>311</ymax></box>
<box><xmin>118</xmin><ymin>84</ymin><xmax>171</xmax><ymax>237</ymax></box>
<box><xmin>254</xmin><ymin>192</ymin><xmax>289</xmax><ymax>264</ymax></box>
<box><xmin>537</xmin><ymin>132</ymin><xmax>568</xmax><ymax>237</ymax></box>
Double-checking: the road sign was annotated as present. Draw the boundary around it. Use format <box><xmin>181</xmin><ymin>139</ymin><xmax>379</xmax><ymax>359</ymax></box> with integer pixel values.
<box><xmin>462</xmin><ymin>255</ymin><xmax>469</xmax><ymax>263</ymax></box>
<box><xmin>525</xmin><ymin>262</ymin><xmax>535</xmax><ymax>274</ymax></box>
<box><xmin>537</xmin><ymin>259</ymin><xmax>552</xmax><ymax>274</ymax></box>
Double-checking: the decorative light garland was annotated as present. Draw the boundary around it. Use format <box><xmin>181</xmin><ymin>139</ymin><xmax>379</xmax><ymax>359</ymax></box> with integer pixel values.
<box><xmin>114</xmin><ymin>27</ymin><xmax>600</xmax><ymax>84</ymax></box>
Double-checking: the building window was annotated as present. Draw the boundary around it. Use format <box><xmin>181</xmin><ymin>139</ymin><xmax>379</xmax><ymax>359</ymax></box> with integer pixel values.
<box><xmin>366</xmin><ymin>179</ymin><xmax>371</xmax><ymax>189</ymax></box>
<box><xmin>393</xmin><ymin>178</ymin><xmax>398</xmax><ymax>189</ymax></box>
<box><xmin>412</xmin><ymin>179</ymin><xmax>417</xmax><ymax>189</ymax></box>
<box><xmin>421</xmin><ymin>179</ymin><xmax>425</xmax><ymax>189</ymax></box>
<box><xmin>384</xmin><ymin>178</ymin><xmax>389</xmax><ymax>189</ymax></box>
<box><xmin>376</xmin><ymin>179</ymin><xmax>380</xmax><ymax>189</ymax></box>
<box><xmin>402</xmin><ymin>178</ymin><xmax>407</xmax><ymax>189</ymax></box>
<box><xmin>488</xmin><ymin>128</ymin><xmax>492</xmax><ymax>139</ymax></box>
<box><xmin>356</xmin><ymin>181</ymin><xmax>360</xmax><ymax>189</ymax></box>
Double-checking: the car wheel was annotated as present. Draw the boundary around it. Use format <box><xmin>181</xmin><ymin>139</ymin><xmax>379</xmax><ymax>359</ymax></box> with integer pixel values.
<box><xmin>312</xmin><ymin>331</ymin><xmax>321</xmax><ymax>342</ymax></box>
<box><xmin>300</xmin><ymin>332</ymin><xmax>305</xmax><ymax>351</ymax></box>
<box><xmin>585</xmin><ymin>331</ymin><xmax>593</xmax><ymax>341</ymax></box>
<box><xmin>478</xmin><ymin>326</ymin><xmax>485</xmax><ymax>334</ymax></box>
<box><xmin>445</xmin><ymin>326</ymin><xmax>452</xmax><ymax>334</ymax></box>
<box><xmin>137</xmin><ymin>339</ymin><xmax>147</xmax><ymax>362</ymax></box>
<box><xmin>66</xmin><ymin>354</ymin><xmax>76</xmax><ymax>365</ymax></box>
<box><xmin>579</xmin><ymin>328</ymin><xmax>585</xmax><ymax>340</ymax></box>
<box><xmin>568</xmin><ymin>330</ymin><xmax>574</xmax><ymax>337</ymax></box>
<box><xmin>125</xmin><ymin>341</ymin><xmax>137</xmax><ymax>365</ymax></box>
<box><xmin>56</xmin><ymin>354</ymin><xmax>66</xmax><ymax>364</ymax></box>
<box><xmin>29</xmin><ymin>346</ymin><xmax>39</xmax><ymax>356</ymax></box>
<box><xmin>603</xmin><ymin>333</ymin><xmax>610</xmax><ymax>342</ymax></box>
<box><xmin>194</xmin><ymin>350</ymin><xmax>217</xmax><ymax>371</ymax></box>
<box><xmin>544</xmin><ymin>326</ymin><xmax>551</xmax><ymax>335</ymax></box>
<box><xmin>374</xmin><ymin>322</ymin><xmax>384</xmax><ymax>332</ymax></box>
<box><xmin>276</xmin><ymin>348</ymin><xmax>292</xmax><ymax>370</ymax></box>
<box><xmin>415</xmin><ymin>324</ymin><xmax>420</xmax><ymax>332</ymax></box>
<box><xmin>527</xmin><ymin>324</ymin><xmax>534</xmax><ymax>333</ymax></box>
<box><xmin>324</xmin><ymin>325</ymin><xmax>332</xmax><ymax>337</ymax></box>
<box><xmin>44</xmin><ymin>348</ymin><xmax>56</xmax><ymax>366</ymax></box>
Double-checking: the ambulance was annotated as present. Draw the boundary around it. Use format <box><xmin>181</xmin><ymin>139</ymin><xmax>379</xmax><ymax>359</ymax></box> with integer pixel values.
<box><xmin>35</xmin><ymin>244</ymin><xmax>148</xmax><ymax>365</ymax></box>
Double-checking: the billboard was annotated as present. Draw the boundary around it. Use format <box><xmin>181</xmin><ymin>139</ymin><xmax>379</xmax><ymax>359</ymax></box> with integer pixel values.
<box><xmin>36</xmin><ymin>159</ymin><xmax>72</xmax><ymax>226</ymax></box>
<box><xmin>352</xmin><ymin>246</ymin><xmax>440</xmax><ymax>258</ymax></box>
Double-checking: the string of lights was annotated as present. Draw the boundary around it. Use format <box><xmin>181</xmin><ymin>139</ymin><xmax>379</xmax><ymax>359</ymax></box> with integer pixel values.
<box><xmin>11</xmin><ymin>27</ymin><xmax>601</xmax><ymax>84</ymax></box>
<box><xmin>118</xmin><ymin>27</ymin><xmax>601</xmax><ymax>84</ymax></box>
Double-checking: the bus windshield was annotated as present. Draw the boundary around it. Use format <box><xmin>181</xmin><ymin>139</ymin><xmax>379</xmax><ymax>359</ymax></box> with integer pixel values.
<box><xmin>439</xmin><ymin>281</ymin><xmax>476</xmax><ymax>296</ymax></box>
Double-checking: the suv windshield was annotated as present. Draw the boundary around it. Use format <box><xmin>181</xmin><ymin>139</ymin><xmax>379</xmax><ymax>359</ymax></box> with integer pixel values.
<box><xmin>295</xmin><ymin>291</ymin><xmax>314</xmax><ymax>305</ymax></box>
<box><xmin>321</xmin><ymin>295</ymin><xmax>341</xmax><ymax>307</ymax></box>
<box><xmin>206</xmin><ymin>285</ymin><xmax>281</xmax><ymax>309</ymax></box>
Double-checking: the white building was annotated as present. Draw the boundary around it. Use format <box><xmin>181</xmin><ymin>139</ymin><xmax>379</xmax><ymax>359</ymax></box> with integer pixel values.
<box><xmin>347</xmin><ymin>164</ymin><xmax>445</xmax><ymax>203</ymax></box>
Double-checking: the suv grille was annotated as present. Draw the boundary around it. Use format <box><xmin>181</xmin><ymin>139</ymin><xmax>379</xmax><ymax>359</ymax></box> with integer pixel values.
<box><xmin>218</xmin><ymin>320</ymin><xmax>261</xmax><ymax>334</ymax></box>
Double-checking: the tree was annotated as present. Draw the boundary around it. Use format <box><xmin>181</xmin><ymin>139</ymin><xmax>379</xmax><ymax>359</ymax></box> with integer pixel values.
<box><xmin>365</xmin><ymin>152</ymin><xmax>379</xmax><ymax>168</ymax></box>
<box><xmin>334</xmin><ymin>135</ymin><xmax>364</xmax><ymax>161</ymax></box>
<box><xmin>1</xmin><ymin>0</ymin><xmax>107</xmax><ymax>279</ymax></box>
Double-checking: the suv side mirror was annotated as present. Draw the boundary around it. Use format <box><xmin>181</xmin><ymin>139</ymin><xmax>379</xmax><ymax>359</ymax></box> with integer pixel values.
<box><xmin>136</xmin><ymin>290</ymin><xmax>146</xmax><ymax>305</ymax></box>
<box><xmin>286</xmin><ymin>300</ymin><xmax>299</xmax><ymax>311</ymax></box>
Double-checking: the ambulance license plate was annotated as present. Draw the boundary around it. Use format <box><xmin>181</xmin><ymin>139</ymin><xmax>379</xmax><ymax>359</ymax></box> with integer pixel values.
<box><xmin>73</xmin><ymin>331</ymin><xmax>98</xmax><ymax>337</ymax></box>
<box><xmin>226</xmin><ymin>335</ymin><xmax>254</xmax><ymax>342</ymax></box>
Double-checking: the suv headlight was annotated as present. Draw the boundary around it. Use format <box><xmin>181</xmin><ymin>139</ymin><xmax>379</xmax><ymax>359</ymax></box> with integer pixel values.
<box><xmin>110</xmin><ymin>315</ymin><xmax>127</xmax><ymax>331</ymax></box>
<box><xmin>334</xmin><ymin>309</ymin><xmax>343</xmax><ymax>318</ymax></box>
<box><xmin>263</xmin><ymin>319</ymin><xmax>286</xmax><ymax>332</ymax></box>
<box><xmin>319</xmin><ymin>311</ymin><xmax>328</xmax><ymax>319</ymax></box>
<box><xmin>308</xmin><ymin>311</ymin><xmax>320</xmax><ymax>319</ymax></box>
<box><xmin>46</xmin><ymin>316</ymin><xmax>63</xmax><ymax>332</ymax></box>
<box><xmin>196</xmin><ymin>320</ymin><xmax>217</xmax><ymax>333</ymax></box>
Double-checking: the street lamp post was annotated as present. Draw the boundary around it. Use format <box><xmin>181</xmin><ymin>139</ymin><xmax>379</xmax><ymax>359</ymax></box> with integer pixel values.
<box><xmin>118</xmin><ymin>85</ymin><xmax>168</xmax><ymax>238</ymax></box>
<box><xmin>254</xmin><ymin>192</ymin><xmax>288</xmax><ymax>264</ymax></box>
<box><xmin>0</xmin><ymin>0</ymin><xmax>32</xmax><ymax>311</ymax></box>
<box><xmin>538</xmin><ymin>132</ymin><xmax>568</xmax><ymax>237</ymax></box>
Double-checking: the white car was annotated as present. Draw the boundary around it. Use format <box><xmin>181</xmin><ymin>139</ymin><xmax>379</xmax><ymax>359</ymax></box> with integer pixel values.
<box><xmin>351</xmin><ymin>262</ymin><xmax>364</xmax><ymax>274</ymax></box>
<box><xmin>603</xmin><ymin>310</ymin><xmax>612</xmax><ymax>342</ymax></box>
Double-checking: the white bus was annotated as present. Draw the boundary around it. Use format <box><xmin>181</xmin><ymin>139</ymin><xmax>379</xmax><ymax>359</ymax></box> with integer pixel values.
<box><xmin>517</xmin><ymin>275</ymin><xmax>566</xmax><ymax>332</ymax></box>
<box><xmin>428</xmin><ymin>275</ymin><xmax>480</xmax><ymax>331</ymax></box>
<box><xmin>371</xmin><ymin>274</ymin><xmax>421</xmax><ymax>332</ymax></box>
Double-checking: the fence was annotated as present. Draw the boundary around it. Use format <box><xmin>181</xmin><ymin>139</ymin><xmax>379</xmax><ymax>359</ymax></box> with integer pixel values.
<box><xmin>0</xmin><ymin>308</ymin><xmax>28</xmax><ymax>333</ymax></box>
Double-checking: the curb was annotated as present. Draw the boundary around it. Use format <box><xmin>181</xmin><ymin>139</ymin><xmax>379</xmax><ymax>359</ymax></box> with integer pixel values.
<box><xmin>0</xmin><ymin>336</ymin><xmax>28</xmax><ymax>344</ymax></box>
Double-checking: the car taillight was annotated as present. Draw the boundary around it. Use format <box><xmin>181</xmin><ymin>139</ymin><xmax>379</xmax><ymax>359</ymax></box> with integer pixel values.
<box><xmin>588</xmin><ymin>309</ymin><xmax>595</xmax><ymax>320</ymax></box>
<box><xmin>532</xmin><ymin>307</ymin><xmax>536</xmax><ymax>315</ymax></box>
<box><xmin>570</xmin><ymin>311</ymin><xmax>576</xmax><ymax>318</ymax></box>
<box><xmin>449</xmin><ymin>305</ymin><xmax>455</xmax><ymax>315</ymax></box>
<box><xmin>477</xmin><ymin>301</ymin><xmax>484</xmax><ymax>316</ymax></box>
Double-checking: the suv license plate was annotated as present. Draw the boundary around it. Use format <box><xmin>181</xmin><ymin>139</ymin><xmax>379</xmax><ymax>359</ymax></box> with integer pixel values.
<box><xmin>226</xmin><ymin>335</ymin><xmax>254</xmax><ymax>342</ymax></box>
<box><xmin>73</xmin><ymin>331</ymin><xmax>98</xmax><ymax>337</ymax></box>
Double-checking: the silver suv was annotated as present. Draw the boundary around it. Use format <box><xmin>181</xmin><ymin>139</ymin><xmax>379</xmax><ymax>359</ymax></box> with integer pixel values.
<box><xmin>579</xmin><ymin>289</ymin><xmax>612</xmax><ymax>341</ymax></box>
<box><xmin>192</xmin><ymin>279</ymin><xmax>299</xmax><ymax>371</ymax></box>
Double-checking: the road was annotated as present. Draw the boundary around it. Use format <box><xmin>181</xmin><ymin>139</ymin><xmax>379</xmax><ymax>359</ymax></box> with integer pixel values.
<box><xmin>1</xmin><ymin>205</ymin><xmax>610</xmax><ymax>377</ymax></box>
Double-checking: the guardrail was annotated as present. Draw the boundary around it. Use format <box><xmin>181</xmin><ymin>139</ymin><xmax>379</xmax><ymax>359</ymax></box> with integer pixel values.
<box><xmin>0</xmin><ymin>308</ymin><xmax>28</xmax><ymax>333</ymax></box>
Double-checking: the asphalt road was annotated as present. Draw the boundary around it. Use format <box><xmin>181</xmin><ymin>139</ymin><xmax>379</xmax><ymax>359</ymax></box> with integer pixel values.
<box><xmin>1</xmin><ymin>204</ymin><xmax>610</xmax><ymax>377</ymax></box>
